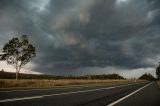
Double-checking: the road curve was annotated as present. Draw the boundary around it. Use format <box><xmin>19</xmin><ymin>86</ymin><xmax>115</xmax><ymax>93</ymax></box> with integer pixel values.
<box><xmin>0</xmin><ymin>82</ymin><xmax>159</xmax><ymax>106</ymax></box>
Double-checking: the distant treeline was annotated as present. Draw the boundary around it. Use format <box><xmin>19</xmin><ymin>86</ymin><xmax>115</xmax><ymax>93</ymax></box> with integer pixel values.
<box><xmin>139</xmin><ymin>73</ymin><xmax>155</xmax><ymax>81</ymax></box>
<box><xmin>0</xmin><ymin>71</ymin><xmax>125</xmax><ymax>80</ymax></box>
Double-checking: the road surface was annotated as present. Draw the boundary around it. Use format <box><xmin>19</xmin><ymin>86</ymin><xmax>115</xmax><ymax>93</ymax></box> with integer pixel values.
<box><xmin>0</xmin><ymin>82</ymin><xmax>160</xmax><ymax>106</ymax></box>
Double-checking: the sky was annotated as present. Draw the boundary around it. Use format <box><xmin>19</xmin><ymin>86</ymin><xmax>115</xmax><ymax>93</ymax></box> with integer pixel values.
<box><xmin>0</xmin><ymin>0</ymin><xmax>160</xmax><ymax>78</ymax></box>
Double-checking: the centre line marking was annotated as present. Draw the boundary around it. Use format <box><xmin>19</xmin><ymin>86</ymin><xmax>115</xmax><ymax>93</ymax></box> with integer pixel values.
<box><xmin>0</xmin><ymin>83</ymin><xmax>143</xmax><ymax>103</ymax></box>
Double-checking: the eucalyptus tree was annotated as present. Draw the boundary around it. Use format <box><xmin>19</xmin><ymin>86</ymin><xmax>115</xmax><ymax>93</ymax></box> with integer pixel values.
<box><xmin>0</xmin><ymin>35</ymin><xmax>36</xmax><ymax>80</ymax></box>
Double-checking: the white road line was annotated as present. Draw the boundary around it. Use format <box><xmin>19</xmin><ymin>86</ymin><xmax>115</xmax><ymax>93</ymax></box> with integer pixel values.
<box><xmin>0</xmin><ymin>83</ymin><xmax>140</xmax><ymax>103</ymax></box>
<box><xmin>107</xmin><ymin>82</ymin><xmax>153</xmax><ymax>106</ymax></box>
<box><xmin>42</xmin><ymin>83</ymin><xmax>136</xmax><ymax>97</ymax></box>
<box><xmin>0</xmin><ymin>83</ymin><xmax>119</xmax><ymax>93</ymax></box>
<box><xmin>0</xmin><ymin>86</ymin><xmax>92</xmax><ymax>93</ymax></box>
<box><xmin>0</xmin><ymin>87</ymin><xmax>82</xmax><ymax>93</ymax></box>
<box><xmin>0</xmin><ymin>96</ymin><xmax>43</xmax><ymax>103</ymax></box>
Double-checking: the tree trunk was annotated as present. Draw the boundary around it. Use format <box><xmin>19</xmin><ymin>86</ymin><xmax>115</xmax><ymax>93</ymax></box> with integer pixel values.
<box><xmin>16</xmin><ymin>72</ymin><xmax>18</xmax><ymax>80</ymax></box>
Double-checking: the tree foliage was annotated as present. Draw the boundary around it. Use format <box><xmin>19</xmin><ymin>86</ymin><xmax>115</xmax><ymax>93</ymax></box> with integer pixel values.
<box><xmin>139</xmin><ymin>73</ymin><xmax>155</xmax><ymax>81</ymax></box>
<box><xmin>0</xmin><ymin>71</ymin><xmax>125</xmax><ymax>80</ymax></box>
<box><xmin>0</xmin><ymin>35</ymin><xmax>36</xmax><ymax>80</ymax></box>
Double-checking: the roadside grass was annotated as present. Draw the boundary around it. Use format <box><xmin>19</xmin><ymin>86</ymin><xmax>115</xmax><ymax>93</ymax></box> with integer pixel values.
<box><xmin>0</xmin><ymin>79</ymin><xmax>145</xmax><ymax>88</ymax></box>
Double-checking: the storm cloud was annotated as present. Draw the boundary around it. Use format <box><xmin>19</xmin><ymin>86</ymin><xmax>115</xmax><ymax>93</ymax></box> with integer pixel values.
<box><xmin>0</xmin><ymin>0</ymin><xmax>160</xmax><ymax>77</ymax></box>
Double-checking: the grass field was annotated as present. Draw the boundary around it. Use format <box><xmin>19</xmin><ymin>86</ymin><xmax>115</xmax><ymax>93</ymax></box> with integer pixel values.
<box><xmin>0</xmin><ymin>79</ymin><xmax>143</xmax><ymax>88</ymax></box>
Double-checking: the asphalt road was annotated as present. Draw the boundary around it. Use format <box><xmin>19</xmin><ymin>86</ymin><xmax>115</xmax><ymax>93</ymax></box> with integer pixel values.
<box><xmin>0</xmin><ymin>82</ymin><xmax>159</xmax><ymax>106</ymax></box>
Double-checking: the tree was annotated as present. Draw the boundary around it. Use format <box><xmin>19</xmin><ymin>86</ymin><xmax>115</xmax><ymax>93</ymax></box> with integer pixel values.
<box><xmin>0</xmin><ymin>35</ymin><xmax>36</xmax><ymax>80</ymax></box>
<box><xmin>156</xmin><ymin>64</ymin><xmax>160</xmax><ymax>79</ymax></box>
<box><xmin>0</xmin><ymin>69</ymin><xmax>4</xmax><ymax>72</ymax></box>
<box><xmin>139</xmin><ymin>73</ymin><xmax>155</xmax><ymax>81</ymax></box>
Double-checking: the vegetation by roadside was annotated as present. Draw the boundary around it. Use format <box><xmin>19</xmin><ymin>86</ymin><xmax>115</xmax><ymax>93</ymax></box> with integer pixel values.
<box><xmin>0</xmin><ymin>79</ymin><xmax>145</xmax><ymax>88</ymax></box>
<box><xmin>0</xmin><ymin>35</ymin><xmax>36</xmax><ymax>80</ymax></box>
<box><xmin>0</xmin><ymin>71</ymin><xmax>125</xmax><ymax>80</ymax></box>
<box><xmin>157</xmin><ymin>81</ymin><xmax>160</xmax><ymax>89</ymax></box>
<box><xmin>139</xmin><ymin>73</ymin><xmax>155</xmax><ymax>81</ymax></box>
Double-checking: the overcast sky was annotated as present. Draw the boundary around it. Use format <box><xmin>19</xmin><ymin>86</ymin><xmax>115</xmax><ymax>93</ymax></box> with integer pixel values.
<box><xmin>0</xmin><ymin>0</ymin><xmax>160</xmax><ymax>78</ymax></box>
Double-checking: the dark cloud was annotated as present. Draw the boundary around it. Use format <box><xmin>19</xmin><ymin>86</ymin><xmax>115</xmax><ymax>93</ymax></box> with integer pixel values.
<box><xmin>0</xmin><ymin>0</ymin><xmax>160</xmax><ymax>75</ymax></box>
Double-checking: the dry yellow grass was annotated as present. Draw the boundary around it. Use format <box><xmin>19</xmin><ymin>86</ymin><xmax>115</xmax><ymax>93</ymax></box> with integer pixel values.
<box><xmin>0</xmin><ymin>79</ymin><xmax>145</xmax><ymax>88</ymax></box>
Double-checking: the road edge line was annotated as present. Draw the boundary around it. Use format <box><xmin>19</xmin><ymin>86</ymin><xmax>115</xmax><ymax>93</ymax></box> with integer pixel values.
<box><xmin>107</xmin><ymin>82</ymin><xmax>153</xmax><ymax>106</ymax></box>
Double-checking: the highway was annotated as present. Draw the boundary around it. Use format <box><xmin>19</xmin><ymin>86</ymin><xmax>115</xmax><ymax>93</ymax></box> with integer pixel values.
<box><xmin>0</xmin><ymin>82</ymin><xmax>160</xmax><ymax>106</ymax></box>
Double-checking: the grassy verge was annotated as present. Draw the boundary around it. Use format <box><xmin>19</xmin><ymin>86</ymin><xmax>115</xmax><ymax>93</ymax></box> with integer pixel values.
<box><xmin>0</xmin><ymin>79</ymin><xmax>146</xmax><ymax>88</ymax></box>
